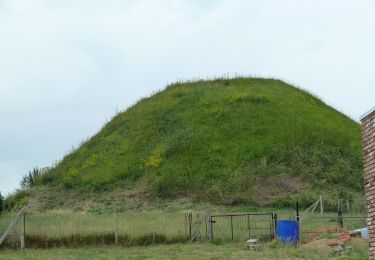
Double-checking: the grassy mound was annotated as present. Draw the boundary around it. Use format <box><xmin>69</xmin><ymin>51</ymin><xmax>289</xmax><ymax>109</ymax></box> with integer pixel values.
<box><xmin>27</xmin><ymin>78</ymin><xmax>363</xmax><ymax>207</ymax></box>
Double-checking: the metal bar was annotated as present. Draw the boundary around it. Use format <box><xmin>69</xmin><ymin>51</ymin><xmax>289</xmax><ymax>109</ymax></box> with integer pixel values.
<box><xmin>211</xmin><ymin>217</ymin><xmax>214</xmax><ymax>240</ymax></box>
<box><xmin>211</xmin><ymin>213</ymin><xmax>273</xmax><ymax>217</ymax></box>
<box><xmin>274</xmin><ymin>214</ymin><xmax>278</xmax><ymax>238</ymax></box>
<box><xmin>240</xmin><ymin>227</ymin><xmax>271</xmax><ymax>230</ymax></box>
<box><xmin>247</xmin><ymin>215</ymin><xmax>250</xmax><ymax>238</ymax></box>
<box><xmin>299</xmin><ymin>216</ymin><xmax>341</xmax><ymax>220</ymax></box>
<box><xmin>207</xmin><ymin>205</ymin><xmax>212</xmax><ymax>241</ymax></box>
<box><xmin>338</xmin><ymin>206</ymin><xmax>344</xmax><ymax>228</ymax></box>
<box><xmin>189</xmin><ymin>214</ymin><xmax>192</xmax><ymax>237</ymax></box>
<box><xmin>230</xmin><ymin>216</ymin><xmax>234</xmax><ymax>241</ymax></box>
<box><xmin>205</xmin><ymin>216</ymin><xmax>208</xmax><ymax>239</ymax></box>
<box><xmin>296</xmin><ymin>202</ymin><xmax>300</xmax><ymax>222</ymax></box>
<box><xmin>339</xmin><ymin>216</ymin><xmax>366</xmax><ymax>219</ymax></box>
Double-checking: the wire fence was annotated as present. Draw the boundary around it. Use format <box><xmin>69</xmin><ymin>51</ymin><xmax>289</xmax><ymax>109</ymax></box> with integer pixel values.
<box><xmin>1</xmin><ymin>211</ymin><xmax>189</xmax><ymax>249</ymax></box>
<box><xmin>209</xmin><ymin>213</ymin><xmax>274</xmax><ymax>241</ymax></box>
<box><xmin>277</xmin><ymin>196</ymin><xmax>367</xmax><ymax>243</ymax></box>
<box><xmin>0</xmin><ymin>197</ymin><xmax>368</xmax><ymax>250</ymax></box>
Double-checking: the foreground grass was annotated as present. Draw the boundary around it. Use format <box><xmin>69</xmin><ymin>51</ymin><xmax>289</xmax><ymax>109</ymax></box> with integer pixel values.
<box><xmin>0</xmin><ymin>240</ymin><xmax>368</xmax><ymax>260</ymax></box>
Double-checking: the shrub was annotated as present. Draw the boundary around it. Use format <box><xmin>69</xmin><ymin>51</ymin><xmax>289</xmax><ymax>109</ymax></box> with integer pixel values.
<box><xmin>0</xmin><ymin>192</ymin><xmax>3</xmax><ymax>214</ymax></box>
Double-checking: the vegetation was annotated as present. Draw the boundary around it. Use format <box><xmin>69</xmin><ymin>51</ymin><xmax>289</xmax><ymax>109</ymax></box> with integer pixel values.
<box><xmin>0</xmin><ymin>240</ymin><xmax>368</xmax><ymax>260</ymax></box>
<box><xmin>3</xmin><ymin>190</ymin><xmax>28</xmax><ymax>211</ymax></box>
<box><xmin>0</xmin><ymin>192</ymin><xmax>3</xmax><ymax>214</ymax></box>
<box><xmin>7</xmin><ymin>78</ymin><xmax>364</xmax><ymax>210</ymax></box>
<box><xmin>20</xmin><ymin>167</ymin><xmax>44</xmax><ymax>190</ymax></box>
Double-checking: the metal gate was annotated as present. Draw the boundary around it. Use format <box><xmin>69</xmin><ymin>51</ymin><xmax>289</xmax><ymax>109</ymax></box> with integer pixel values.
<box><xmin>208</xmin><ymin>213</ymin><xmax>275</xmax><ymax>241</ymax></box>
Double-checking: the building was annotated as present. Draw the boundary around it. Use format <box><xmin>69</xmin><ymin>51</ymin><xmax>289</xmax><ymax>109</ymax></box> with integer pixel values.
<box><xmin>361</xmin><ymin>107</ymin><xmax>375</xmax><ymax>259</ymax></box>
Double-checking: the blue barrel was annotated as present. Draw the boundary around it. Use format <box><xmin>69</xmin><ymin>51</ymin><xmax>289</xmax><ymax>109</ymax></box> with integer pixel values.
<box><xmin>276</xmin><ymin>220</ymin><xmax>299</xmax><ymax>244</ymax></box>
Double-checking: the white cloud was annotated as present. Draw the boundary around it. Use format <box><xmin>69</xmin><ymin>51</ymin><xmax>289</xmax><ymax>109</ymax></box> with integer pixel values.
<box><xmin>0</xmin><ymin>0</ymin><xmax>374</xmax><ymax>193</ymax></box>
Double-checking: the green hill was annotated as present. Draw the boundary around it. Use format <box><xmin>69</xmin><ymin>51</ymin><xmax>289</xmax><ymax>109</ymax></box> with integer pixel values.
<box><xmin>18</xmin><ymin>78</ymin><xmax>364</xmax><ymax>208</ymax></box>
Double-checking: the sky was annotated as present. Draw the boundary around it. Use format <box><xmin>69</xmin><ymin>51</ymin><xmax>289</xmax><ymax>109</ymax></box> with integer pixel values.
<box><xmin>0</xmin><ymin>0</ymin><xmax>374</xmax><ymax>195</ymax></box>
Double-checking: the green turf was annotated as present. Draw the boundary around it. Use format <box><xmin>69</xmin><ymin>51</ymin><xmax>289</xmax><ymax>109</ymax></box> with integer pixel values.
<box><xmin>0</xmin><ymin>240</ymin><xmax>368</xmax><ymax>260</ymax></box>
<box><xmin>9</xmin><ymin>78</ymin><xmax>363</xmax><ymax>209</ymax></box>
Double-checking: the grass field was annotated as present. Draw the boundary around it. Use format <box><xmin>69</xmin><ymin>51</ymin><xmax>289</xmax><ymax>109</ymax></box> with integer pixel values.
<box><xmin>0</xmin><ymin>240</ymin><xmax>368</xmax><ymax>260</ymax></box>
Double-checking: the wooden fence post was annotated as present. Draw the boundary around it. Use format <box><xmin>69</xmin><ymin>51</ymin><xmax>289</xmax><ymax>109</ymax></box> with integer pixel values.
<box><xmin>320</xmin><ymin>195</ymin><xmax>324</xmax><ymax>214</ymax></box>
<box><xmin>114</xmin><ymin>209</ymin><xmax>118</xmax><ymax>245</ymax></box>
<box><xmin>230</xmin><ymin>215</ymin><xmax>234</xmax><ymax>241</ymax></box>
<box><xmin>20</xmin><ymin>211</ymin><xmax>25</xmax><ymax>250</ymax></box>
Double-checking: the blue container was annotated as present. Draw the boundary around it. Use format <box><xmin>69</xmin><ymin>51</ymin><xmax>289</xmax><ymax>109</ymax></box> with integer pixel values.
<box><xmin>361</xmin><ymin>228</ymin><xmax>369</xmax><ymax>239</ymax></box>
<box><xmin>276</xmin><ymin>220</ymin><xmax>299</xmax><ymax>244</ymax></box>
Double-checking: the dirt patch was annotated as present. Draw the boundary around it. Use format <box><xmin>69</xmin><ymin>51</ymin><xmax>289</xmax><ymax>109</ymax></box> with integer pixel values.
<box><xmin>25</xmin><ymin>184</ymin><xmax>196</xmax><ymax>213</ymax></box>
<box><xmin>254</xmin><ymin>176</ymin><xmax>308</xmax><ymax>206</ymax></box>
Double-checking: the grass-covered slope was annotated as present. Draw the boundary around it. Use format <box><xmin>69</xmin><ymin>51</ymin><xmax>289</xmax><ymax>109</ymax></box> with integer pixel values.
<box><xmin>39</xmin><ymin>78</ymin><xmax>362</xmax><ymax>206</ymax></box>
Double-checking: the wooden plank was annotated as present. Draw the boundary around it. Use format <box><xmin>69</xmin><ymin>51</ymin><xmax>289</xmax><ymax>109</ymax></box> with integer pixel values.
<box><xmin>21</xmin><ymin>211</ymin><xmax>25</xmax><ymax>250</ymax></box>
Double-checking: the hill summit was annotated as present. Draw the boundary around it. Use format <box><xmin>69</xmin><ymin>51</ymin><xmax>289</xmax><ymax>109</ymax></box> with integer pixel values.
<box><xmin>28</xmin><ymin>78</ymin><xmax>363</xmax><ymax>207</ymax></box>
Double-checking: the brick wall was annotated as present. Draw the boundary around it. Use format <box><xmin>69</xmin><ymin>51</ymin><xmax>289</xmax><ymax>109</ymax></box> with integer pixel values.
<box><xmin>361</xmin><ymin>107</ymin><xmax>375</xmax><ymax>260</ymax></box>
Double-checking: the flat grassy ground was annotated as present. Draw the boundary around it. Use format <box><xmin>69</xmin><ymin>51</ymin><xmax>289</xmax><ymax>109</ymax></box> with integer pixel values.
<box><xmin>0</xmin><ymin>240</ymin><xmax>368</xmax><ymax>260</ymax></box>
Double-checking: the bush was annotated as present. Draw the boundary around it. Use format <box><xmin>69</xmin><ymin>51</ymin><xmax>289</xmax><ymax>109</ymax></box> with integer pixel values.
<box><xmin>0</xmin><ymin>192</ymin><xmax>3</xmax><ymax>214</ymax></box>
<box><xmin>4</xmin><ymin>190</ymin><xmax>28</xmax><ymax>211</ymax></box>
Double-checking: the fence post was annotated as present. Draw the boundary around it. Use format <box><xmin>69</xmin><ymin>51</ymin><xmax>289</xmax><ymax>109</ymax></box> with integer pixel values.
<box><xmin>269</xmin><ymin>214</ymin><xmax>273</xmax><ymax>240</ymax></box>
<box><xmin>114</xmin><ymin>209</ymin><xmax>118</xmax><ymax>245</ymax></box>
<box><xmin>20</xmin><ymin>210</ymin><xmax>25</xmax><ymax>250</ymax></box>
<box><xmin>207</xmin><ymin>204</ymin><xmax>213</xmax><ymax>241</ymax></box>
<box><xmin>320</xmin><ymin>195</ymin><xmax>324</xmax><ymax>214</ymax></box>
<box><xmin>296</xmin><ymin>202</ymin><xmax>300</xmax><ymax>222</ymax></box>
<box><xmin>188</xmin><ymin>213</ymin><xmax>192</xmax><ymax>237</ymax></box>
<box><xmin>185</xmin><ymin>213</ymin><xmax>188</xmax><ymax>237</ymax></box>
<box><xmin>210</xmin><ymin>216</ymin><xmax>214</xmax><ymax>241</ymax></box>
<box><xmin>230</xmin><ymin>215</ymin><xmax>234</xmax><ymax>241</ymax></box>
<box><xmin>274</xmin><ymin>214</ymin><xmax>278</xmax><ymax>239</ymax></box>
<box><xmin>247</xmin><ymin>214</ymin><xmax>250</xmax><ymax>238</ymax></box>
<box><xmin>338</xmin><ymin>202</ymin><xmax>344</xmax><ymax>228</ymax></box>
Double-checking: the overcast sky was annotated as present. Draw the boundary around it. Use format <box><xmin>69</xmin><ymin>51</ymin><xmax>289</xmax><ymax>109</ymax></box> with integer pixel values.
<box><xmin>1</xmin><ymin>0</ymin><xmax>374</xmax><ymax>195</ymax></box>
